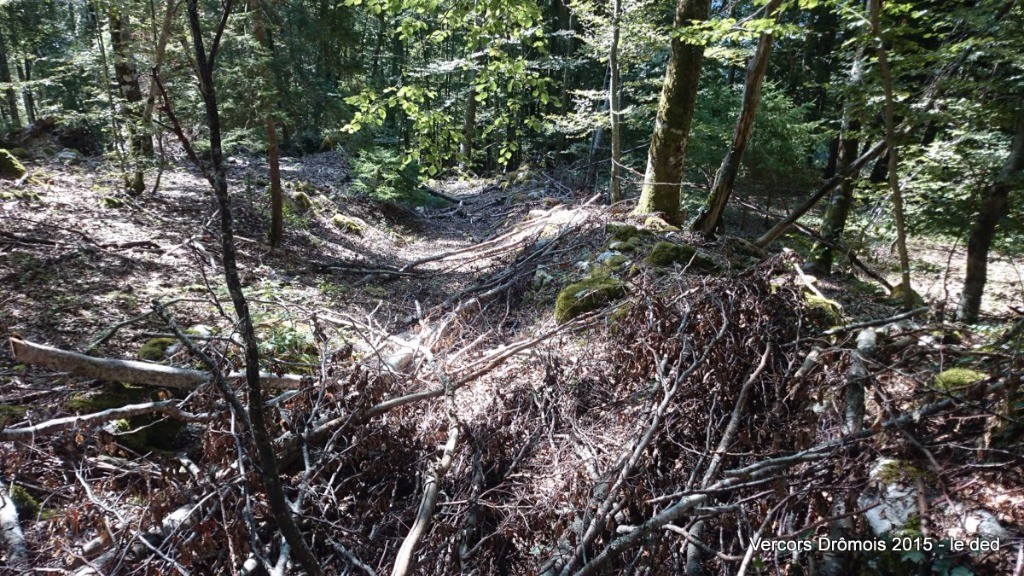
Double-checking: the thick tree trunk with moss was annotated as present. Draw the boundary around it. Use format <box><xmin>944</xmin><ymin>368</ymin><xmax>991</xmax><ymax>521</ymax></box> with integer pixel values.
<box><xmin>0</xmin><ymin>31</ymin><xmax>21</xmax><ymax>130</ymax></box>
<box><xmin>957</xmin><ymin>95</ymin><xmax>1024</xmax><ymax>322</ymax></box>
<box><xmin>633</xmin><ymin>0</ymin><xmax>711</xmax><ymax>223</ymax></box>
<box><xmin>608</xmin><ymin>0</ymin><xmax>623</xmax><ymax>204</ymax></box>
<box><xmin>694</xmin><ymin>0</ymin><xmax>781</xmax><ymax>236</ymax></box>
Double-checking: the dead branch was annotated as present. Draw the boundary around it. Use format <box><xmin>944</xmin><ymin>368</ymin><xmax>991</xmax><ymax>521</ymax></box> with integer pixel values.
<box><xmin>391</xmin><ymin>364</ymin><xmax>460</xmax><ymax>576</ymax></box>
<box><xmin>819</xmin><ymin>306</ymin><xmax>929</xmax><ymax>337</ymax></box>
<box><xmin>0</xmin><ymin>400</ymin><xmax>213</xmax><ymax>442</ymax></box>
<box><xmin>572</xmin><ymin>378</ymin><xmax>1009</xmax><ymax>576</ymax></box>
<box><xmin>9</xmin><ymin>338</ymin><xmax>305</xmax><ymax>390</ymax></box>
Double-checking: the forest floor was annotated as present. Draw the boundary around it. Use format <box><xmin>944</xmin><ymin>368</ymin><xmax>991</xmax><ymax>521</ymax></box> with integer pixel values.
<box><xmin>1</xmin><ymin>151</ymin><xmax>1023</xmax><ymax>574</ymax></box>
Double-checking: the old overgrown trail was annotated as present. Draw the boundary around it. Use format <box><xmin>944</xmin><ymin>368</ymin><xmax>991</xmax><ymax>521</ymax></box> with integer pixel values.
<box><xmin>2</xmin><ymin>153</ymin><xmax>1023</xmax><ymax>575</ymax></box>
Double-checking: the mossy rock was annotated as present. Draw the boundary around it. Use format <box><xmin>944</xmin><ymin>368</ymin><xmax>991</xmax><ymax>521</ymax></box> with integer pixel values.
<box><xmin>643</xmin><ymin>241</ymin><xmax>717</xmax><ymax>272</ymax></box>
<box><xmin>138</xmin><ymin>337</ymin><xmax>176</xmax><ymax>361</ymax></box>
<box><xmin>290</xmin><ymin>190</ymin><xmax>314</xmax><ymax>212</ymax></box>
<box><xmin>8</xmin><ymin>147</ymin><xmax>29</xmax><ymax>159</ymax></box>
<box><xmin>55</xmin><ymin>148</ymin><xmax>83</xmax><ymax>163</ymax></box>
<box><xmin>934</xmin><ymin>368</ymin><xmax>987</xmax><ymax>392</ymax></box>
<box><xmin>642</xmin><ymin>216</ymin><xmax>680</xmax><ymax>233</ymax></box>
<box><xmin>607</xmin><ymin>223</ymin><xmax>644</xmax><ymax>242</ymax></box>
<box><xmin>0</xmin><ymin>190</ymin><xmax>41</xmax><ymax>202</ymax></box>
<box><xmin>554</xmin><ymin>276</ymin><xmax>626</xmax><ymax>324</ymax></box>
<box><xmin>332</xmin><ymin>214</ymin><xmax>366</xmax><ymax>235</ymax></box>
<box><xmin>803</xmin><ymin>293</ymin><xmax>845</xmax><ymax>328</ymax></box>
<box><xmin>9</xmin><ymin>485</ymin><xmax>39</xmax><ymax>521</ymax></box>
<box><xmin>0</xmin><ymin>148</ymin><xmax>26</xmax><ymax>179</ymax></box>
<box><xmin>67</xmin><ymin>383</ymin><xmax>183</xmax><ymax>451</ymax></box>
<box><xmin>874</xmin><ymin>459</ymin><xmax>926</xmax><ymax>485</ymax></box>
<box><xmin>0</xmin><ymin>405</ymin><xmax>28</xmax><ymax>427</ymax></box>
<box><xmin>602</xmin><ymin>254</ymin><xmax>630</xmax><ymax>270</ymax></box>
<box><xmin>887</xmin><ymin>283</ymin><xmax>925</xmax><ymax>309</ymax></box>
<box><xmin>100</xmin><ymin>196</ymin><xmax>126</xmax><ymax>209</ymax></box>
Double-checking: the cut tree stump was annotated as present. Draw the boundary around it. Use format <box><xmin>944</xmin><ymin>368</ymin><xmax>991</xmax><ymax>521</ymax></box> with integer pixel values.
<box><xmin>8</xmin><ymin>338</ymin><xmax>304</xmax><ymax>391</ymax></box>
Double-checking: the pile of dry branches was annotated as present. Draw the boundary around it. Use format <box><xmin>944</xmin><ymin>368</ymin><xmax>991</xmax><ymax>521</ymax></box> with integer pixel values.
<box><xmin>3</xmin><ymin>246</ymin><xmax>1021</xmax><ymax>574</ymax></box>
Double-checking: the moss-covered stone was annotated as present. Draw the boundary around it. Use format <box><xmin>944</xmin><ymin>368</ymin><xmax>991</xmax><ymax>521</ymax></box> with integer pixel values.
<box><xmin>138</xmin><ymin>337</ymin><xmax>176</xmax><ymax>361</ymax></box>
<box><xmin>887</xmin><ymin>283</ymin><xmax>925</xmax><ymax>309</ymax></box>
<box><xmin>642</xmin><ymin>216</ymin><xmax>681</xmax><ymax>233</ymax></box>
<box><xmin>643</xmin><ymin>241</ymin><xmax>717</xmax><ymax>271</ymax></box>
<box><xmin>0</xmin><ymin>149</ymin><xmax>26</xmax><ymax>179</ymax></box>
<box><xmin>55</xmin><ymin>148</ymin><xmax>83</xmax><ymax>163</ymax></box>
<box><xmin>100</xmin><ymin>196</ymin><xmax>125</xmax><ymax>209</ymax></box>
<box><xmin>290</xmin><ymin>190</ymin><xmax>313</xmax><ymax>212</ymax></box>
<box><xmin>332</xmin><ymin>213</ymin><xmax>366</xmax><ymax>235</ymax></box>
<box><xmin>934</xmin><ymin>368</ymin><xmax>987</xmax><ymax>392</ymax></box>
<box><xmin>0</xmin><ymin>405</ymin><xmax>28</xmax><ymax>427</ymax></box>
<box><xmin>9</xmin><ymin>485</ymin><xmax>39</xmax><ymax>520</ymax></box>
<box><xmin>602</xmin><ymin>254</ymin><xmax>630</xmax><ymax>269</ymax></box>
<box><xmin>554</xmin><ymin>276</ymin><xmax>626</xmax><ymax>324</ymax></box>
<box><xmin>67</xmin><ymin>383</ymin><xmax>183</xmax><ymax>451</ymax></box>
<box><xmin>8</xmin><ymin>147</ymin><xmax>29</xmax><ymax>159</ymax></box>
<box><xmin>803</xmin><ymin>293</ymin><xmax>844</xmax><ymax>327</ymax></box>
<box><xmin>607</xmin><ymin>223</ymin><xmax>643</xmax><ymax>242</ymax></box>
<box><xmin>607</xmin><ymin>240</ymin><xmax>634</xmax><ymax>252</ymax></box>
<box><xmin>874</xmin><ymin>459</ymin><xmax>926</xmax><ymax>485</ymax></box>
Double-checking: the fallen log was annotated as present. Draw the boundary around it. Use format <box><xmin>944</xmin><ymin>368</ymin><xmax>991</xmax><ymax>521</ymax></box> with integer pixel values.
<box><xmin>8</xmin><ymin>338</ymin><xmax>304</xmax><ymax>391</ymax></box>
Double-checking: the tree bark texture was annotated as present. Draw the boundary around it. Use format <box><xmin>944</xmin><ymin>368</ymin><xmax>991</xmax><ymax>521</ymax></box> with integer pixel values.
<box><xmin>957</xmin><ymin>95</ymin><xmax>1024</xmax><ymax>322</ymax></box>
<box><xmin>634</xmin><ymin>0</ymin><xmax>711</xmax><ymax>223</ymax></box>
<box><xmin>694</xmin><ymin>0</ymin><xmax>782</xmax><ymax>236</ymax></box>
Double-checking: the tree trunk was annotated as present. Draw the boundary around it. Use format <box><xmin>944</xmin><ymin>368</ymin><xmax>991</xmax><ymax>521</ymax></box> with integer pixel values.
<box><xmin>252</xmin><ymin>0</ymin><xmax>284</xmax><ymax>248</ymax></box>
<box><xmin>584</xmin><ymin>66</ymin><xmax>610</xmax><ymax>191</ymax></box>
<box><xmin>694</xmin><ymin>0</ymin><xmax>781</xmax><ymax>236</ymax></box>
<box><xmin>140</xmin><ymin>0</ymin><xmax>176</xmax><ymax>157</ymax></box>
<box><xmin>869</xmin><ymin>0</ymin><xmax>913</xmax><ymax>305</ymax></box>
<box><xmin>805</xmin><ymin>125</ymin><xmax>859</xmax><ymax>275</ymax></box>
<box><xmin>608</xmin><ymin>0</ymin><xmax>623</xmax><ymax>204</ymax></box>
<box><xmin>0</xmin><ymin>31</ymin><xmax>21</xmax><ymax>130</ymax></box>
<box><xmin>17</xmin><ymin>58</ymin><xmax>35</xmax><ymax>125</ymax></box>
<box><xmin>957</xmin><ymin>95</ymin><xmax>1024</xmax><ymax>322</ymax></box>
<box><xmin>754</xmin><ymin>139</ymin><xmax>887</xmax><ymax>249</ymax></box>
<box><xmin>461</xmin><ymin>80</ymin><xmax>476</xmax><ymax>170</ymax></box>
<box><xmin>805</xmin><ymin>50</ymin><xmax>866</xmax><ymax>275</ymax></box>
<box><xmin>182</xmin><ymin>2</ymin><xmax>322</xmax><ymax>573</ymax></box>
<box><xmin>110</xmin><ymin>7</ymin><xmax>152</xmax><ymax>156</ymax></box>
<box><xmin>633</xmin><ymin>0</ymin><xmax>711</xmax><ymax>224</ymax></box>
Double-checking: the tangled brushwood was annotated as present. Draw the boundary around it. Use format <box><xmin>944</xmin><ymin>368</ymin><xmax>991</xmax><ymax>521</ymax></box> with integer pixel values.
<box><xmin>2</xmin><ymin>243</ymin><xmax>1022</xmax><ymax>575</ymax></box>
